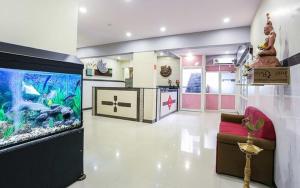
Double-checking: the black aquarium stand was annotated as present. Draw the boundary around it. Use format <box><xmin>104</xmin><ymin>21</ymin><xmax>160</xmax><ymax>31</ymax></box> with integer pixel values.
<box><xmin>0</xmin><ymin>42</ymin><xmax>85</xmax><ymax>188</ymax></box>
<box><xmin>0</xmin><ymin>128</ymin><xmax>84</xmax><ymax>188</ymax></box>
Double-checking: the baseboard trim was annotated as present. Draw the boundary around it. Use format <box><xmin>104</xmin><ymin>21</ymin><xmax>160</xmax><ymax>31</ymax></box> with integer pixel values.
<box><xmin>95</xmin><ymin>114</ymin><xmax>138</xmax><ymax>122</ymax></box>
<box><xmin>83</xmin><ymin>107</ymin><xmax>92</xmax><ymax>111</ymax></box>
<box><xmin>143</xmin><ymin>119</ymin><xmax>157</xmax><ymax>124</ymax></box>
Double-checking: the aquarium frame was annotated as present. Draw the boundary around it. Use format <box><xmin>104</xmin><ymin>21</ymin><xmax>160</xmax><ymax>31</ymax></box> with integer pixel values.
<box><xmin>0</xmin><ymin>50</ymin><xmax>84</xmax><ymax>150</ymax></box>
<box><xmin>0</xmin><ymin>51</ymin><xmax>83</xmax><ymax>75</ymax></box>
<box><xmin>0</xmin><ymin>44</ymin><xmax>85</xmax><ymax>187</ymax></box>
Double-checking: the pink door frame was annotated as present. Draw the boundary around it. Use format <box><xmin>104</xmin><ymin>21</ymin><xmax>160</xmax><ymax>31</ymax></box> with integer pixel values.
<box><xmin>180</xmin><ymin>55</ymin><xmax>203</xmax><ymax>111</ymax></box>
<box><xmin>205</xmin><ymin>65</ymin><xmax>236</xmax><ymax>111</ymax></box>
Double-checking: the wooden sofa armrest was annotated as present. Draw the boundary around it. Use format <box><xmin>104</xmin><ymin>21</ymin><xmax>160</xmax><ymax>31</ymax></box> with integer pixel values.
<box><xmin>217</xmin><ymin>133</ymin><xmax>276</xmax><ymax>151</ymax></box>
<box><xmin>221</xmin><ymin>113</ymin><xmax>244</xmax><ymax>124</ymax></box>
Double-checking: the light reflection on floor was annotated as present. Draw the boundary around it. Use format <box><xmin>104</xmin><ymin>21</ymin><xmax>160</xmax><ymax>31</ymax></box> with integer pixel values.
<box><xmin>69</xmin><ymin>110</ymin><xmax>269</xmax><ymax>188</ymax></box>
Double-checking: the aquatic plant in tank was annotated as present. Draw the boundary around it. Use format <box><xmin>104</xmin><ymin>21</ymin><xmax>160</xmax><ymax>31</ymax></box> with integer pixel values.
<box><xmin>0</xmin><ymin>68</ymin><xmax>82</xmax><ymax>148</ymax></box>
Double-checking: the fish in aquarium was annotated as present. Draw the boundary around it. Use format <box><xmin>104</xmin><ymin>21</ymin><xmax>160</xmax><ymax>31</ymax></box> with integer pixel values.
<box><xmin>0</xmin><ymin>68</ymin><xmax>82</xmax><ymax>148</ymax></box>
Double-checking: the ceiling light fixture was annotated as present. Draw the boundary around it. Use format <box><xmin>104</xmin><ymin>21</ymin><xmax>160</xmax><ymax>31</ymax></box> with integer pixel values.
<box><xmin>117</xmin><ymin>56</ymin><xmax>121</xmax><ymax>60</ymax></box>
<box><xmin>187</xmin><ymin>52</ymin><xmax>193</xmax><ymax>57</ymax></box>
<box><xmin>160</xmin><ymin>27</ymin><xmax>166</xmax><ymax>32</ymax></box>
<box><xmin>126</xmin><ymin>32</ymin><xmax>132</xmax><ymax>37</ymax></box>
<box><xmin>79</xmin><ymin>7</ymin><xmax>87</xmax><ymax>14</ymax></box>
<box><xmin>160</xmin><ymin>52</ymin><xmax>164</xmax><ymax>56</ymax></box>
<box><xmin>223</xmin><ymin>17</ymin><xmax>231</xmax><ymax>23</ymax></box>
<box><xmin>186</xmin><ymin>52</ymin><xmax>195</xmax><ymax>61</ymax></box>
<box><xmin>125</xmin><ymin>0</ymin><xmax>132</xmax><ymax>2</ymax></box>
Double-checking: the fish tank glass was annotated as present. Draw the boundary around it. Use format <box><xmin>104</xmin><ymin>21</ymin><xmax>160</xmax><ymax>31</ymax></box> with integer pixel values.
<box><xmin>0</xmin><ymin>68</ymin><xmax>82</xmax><ymax>148</ymax></box>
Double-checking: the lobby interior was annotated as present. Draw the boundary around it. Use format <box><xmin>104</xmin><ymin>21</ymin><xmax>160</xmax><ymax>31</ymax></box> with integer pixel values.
<box><xmin>0</xmin><ymin>0</ymin><xmax>299</xmax><ymax>188</ymax></box>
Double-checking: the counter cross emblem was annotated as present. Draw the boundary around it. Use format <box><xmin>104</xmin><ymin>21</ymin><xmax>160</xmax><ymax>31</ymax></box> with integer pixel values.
<box><xmin>101</xmin><ymin>96</ymin><xmax>131</xmax><ymax>112</ymax></box>
<box><xmin>162</xmin><ymin>95</ymin><xmax>176</xmax><ymax>110</ymax></box>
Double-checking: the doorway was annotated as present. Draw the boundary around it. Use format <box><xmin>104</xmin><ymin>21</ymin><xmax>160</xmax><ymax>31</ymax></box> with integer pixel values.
<box><xmin>180</xmin><ymin>55</ymin><xmax>204</xmax><ymax>111</ymax></box>
<box><xmin>205</xmin><ymin>65</ymin><xmax>236</xmax><ymax>111</ymax></box>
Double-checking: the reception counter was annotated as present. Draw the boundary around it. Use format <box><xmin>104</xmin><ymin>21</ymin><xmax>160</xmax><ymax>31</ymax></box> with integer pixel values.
<box><xmin>92</xmin><ymin>87</ymin><xmax>179</xmax><ymax>123</ymax></box>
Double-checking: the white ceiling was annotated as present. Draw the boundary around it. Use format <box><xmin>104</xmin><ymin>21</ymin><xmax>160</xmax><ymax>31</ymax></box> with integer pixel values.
<box><xmin>78</xmin><ymin>0</ymin><xmax>261</xmax><ymax>48</ymax></box>
<box><xmin>170</xmin><ymin>44</ymin><xmax>241</xmax><ymax>56</ymax></box>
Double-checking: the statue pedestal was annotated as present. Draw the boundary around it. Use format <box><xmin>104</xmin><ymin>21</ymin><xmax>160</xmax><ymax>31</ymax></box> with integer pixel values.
<box><xmin>247</xmin><ymin>67</ymin><xmax>290</xmax><ymax>85</ymax></box>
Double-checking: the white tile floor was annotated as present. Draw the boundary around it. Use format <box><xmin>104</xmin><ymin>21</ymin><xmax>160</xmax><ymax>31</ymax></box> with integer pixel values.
<box><xmin>69</xmin><ymin>111</ymin><xmax>269</xmax><ymax>188</ymax></box>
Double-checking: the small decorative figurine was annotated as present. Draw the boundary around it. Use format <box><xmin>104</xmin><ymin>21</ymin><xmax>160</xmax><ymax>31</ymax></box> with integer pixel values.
<box><xmin>168</xmin><ymin>79</ymin><xmax>172</xmax><ymax>87</ymax></box>
<box><xmin>175</xmin><ymin>80</ymin><xmax>180</xmax><ymax>87</ymax></box>
<box><xmin>247</xmin><ymin>13</ymin><xmax>281</xmax><ymax>69</ymax></box>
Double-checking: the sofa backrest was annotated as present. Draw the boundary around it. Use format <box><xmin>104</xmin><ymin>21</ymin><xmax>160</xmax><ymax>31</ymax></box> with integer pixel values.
<box><xmin>245</xmin><ymin>106</ymin><xmax>276</xmax><ymax>141</ymax></box>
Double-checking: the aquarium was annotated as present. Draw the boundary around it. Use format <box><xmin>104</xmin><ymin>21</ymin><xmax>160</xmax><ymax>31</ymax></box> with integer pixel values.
<box><xmin>0</xmin><ymin>68</ymin><xmax>82</xmax><ymax>148</ymax></box>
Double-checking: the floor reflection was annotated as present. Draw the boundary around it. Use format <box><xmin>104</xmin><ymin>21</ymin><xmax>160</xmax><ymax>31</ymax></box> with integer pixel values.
<box><xmin>180</xmin><ymin>129</ymin><xmax>200</xmax><ymax>154</ymax></box>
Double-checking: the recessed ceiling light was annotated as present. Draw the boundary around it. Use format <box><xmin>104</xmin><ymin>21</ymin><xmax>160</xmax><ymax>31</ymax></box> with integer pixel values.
<box><xmin>160</xmin><ymin>27</ymin><xmax>166</xmax><ymax>32</ymax></box>
<box><xmin>187</xmin><ymin>52</ymin><xmax>193</xmax><ymax>57</ymax></box>
<box><xmin>186</xmin><ymin>52</ymin><xmax>195</xmax><ymax>60</ymax></box>
<box><xmin>124</xmin><ymin>0</ymin><xmax>132</xmax><ymax>2</ymax></box>
<box><xmin>79</xmin><ymin>7</ymin><xmax>87</xmax><ymax>14</ymax></box>
<box><xmin>126</xmin><ymin>32</ymin><xmax>132</xmax><ymax>37</ymax></box>
<box><xmin>117</xmin><ymin>56</ymin><xmax>121</xmax><ymax>60</ymax></box>
<box><xmin>223</xmin><ymin>17</ymin><xmax>231</xmax><ymax>23</ymax></box>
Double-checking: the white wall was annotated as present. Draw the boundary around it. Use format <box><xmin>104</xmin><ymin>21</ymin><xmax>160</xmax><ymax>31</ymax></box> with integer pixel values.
<box><xmin>0</xmin><ymin>0</ymin><xmax>78</xmax><ymax>55</ymax></box>
<box><xmin>133</xmin><ymin>52</ymin><xmax>157</xmax><ymax>88</ymax></box>
<box><xmin>157</xmin><ymin>57</ymin><xmax>180</xmax><ymax>86</ymax></box>
<box><xmin>250</xmin><ymin>1</ymin><xmax>300</xmax><ymax>188</ymax></box>
<box><xmin>132</xmin><ymin>52</ymin><xmax>157</xmax><ymax>121</ymax></box>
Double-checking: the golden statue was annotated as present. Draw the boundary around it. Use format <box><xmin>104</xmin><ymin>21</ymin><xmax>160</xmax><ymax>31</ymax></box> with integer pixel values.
<box><xmin>248</xmin><ymin>13</ymin><xmax>281</xmax><ymax>69</ymax></box>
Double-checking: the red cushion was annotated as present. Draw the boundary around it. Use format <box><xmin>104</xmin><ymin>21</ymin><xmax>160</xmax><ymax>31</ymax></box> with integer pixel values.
<box><xmin>245</xmin><ymin>106</ymin><xmax>276</xmax><ymax>141</ymax></box>
<box><xmin>219</xmin><ymin>121</ymin><xmax>248</xmax><ymax>137</ymax></box>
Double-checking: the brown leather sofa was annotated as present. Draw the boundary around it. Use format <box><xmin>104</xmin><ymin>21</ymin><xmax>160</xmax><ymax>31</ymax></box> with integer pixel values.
<box><xmin>216</xmin><ymin>106</ymin><xmax>276</xmax><ymax>186</ymax></box>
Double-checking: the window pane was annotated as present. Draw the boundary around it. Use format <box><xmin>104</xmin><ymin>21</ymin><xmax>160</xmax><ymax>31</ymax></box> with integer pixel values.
<box><xmin>206</xmin><ymin>72</ymin><xmax>219</xmax><ymax>93</ymax></box>
<box><xmin>221</xmin><ymin>72</ymin><xmax>236</xmax><ymax>94</ymax></box>
<box><xmin>182</xmin><ymin>69</ymin><xmax>202</xmax><ymax>93</ymax></box>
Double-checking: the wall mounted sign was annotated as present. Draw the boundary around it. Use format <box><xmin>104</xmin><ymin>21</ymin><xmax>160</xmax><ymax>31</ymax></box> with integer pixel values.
<box><xmin>250</xmin><ymin>67</ymin><xmax>290</xmax><ymax>85</ymax></box>
<box><xmin>160</xmin><ymin>65</ymin><xmax>172</xmax><ymax>77</ymax></box>
<box><xmin>94</xmin><ymin>69</ymin><xmax>112</xmax><ymax>77</ymax></box>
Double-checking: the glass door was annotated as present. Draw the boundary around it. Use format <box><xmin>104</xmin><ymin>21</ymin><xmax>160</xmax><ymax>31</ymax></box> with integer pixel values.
<box><xmin>220</xmin><ymin>72</ymin><xmax>236</xmax><ymax>111</ymax></box>
<box><xmin>181</xmin><ymin>68</ymin><xmax>203</xmax><ymax>111</ymax></box>
<box><xmin>205</xmin><ymin>70</ymin><xmax>236</xmax><ymax>111</ymax></box>
<box><xmin>205</xmin><ymin>72</ymin><xmax>219</xmax><ymax>110</ymax></box>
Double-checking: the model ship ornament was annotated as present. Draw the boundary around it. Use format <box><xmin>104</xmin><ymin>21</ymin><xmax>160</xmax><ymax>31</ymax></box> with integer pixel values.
<box><xmin>245</xmin><ymin>13</ymin><xmax>282</xmax><ymax>72</ymax></box>
<box><xmin>97</xmin><ymin>59</ymin><xmax>109</xmax><ymax>74</ymax></box>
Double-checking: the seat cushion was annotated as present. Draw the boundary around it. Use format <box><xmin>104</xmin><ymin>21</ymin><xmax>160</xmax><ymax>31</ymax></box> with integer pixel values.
<box><xmin>219</xmin><ymin>121</ymin><xmax>248</xmax><ymax>137</ymax></box>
